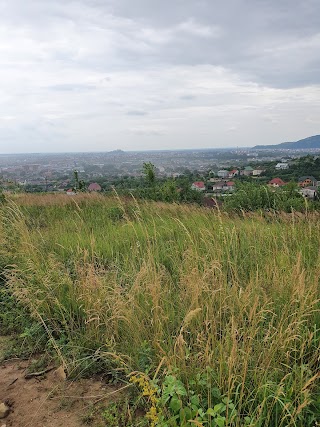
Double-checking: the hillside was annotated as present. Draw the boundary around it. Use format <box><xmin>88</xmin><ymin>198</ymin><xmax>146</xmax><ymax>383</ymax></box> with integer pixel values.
<box><xmin>253</xmin><ymin>134</ymin><xmax>320</xmax><ymax>149</ymax></box>
<box><xmin>0</xmin><ymin>194</ymin><xmax>319</xmax><ymax>426</ymax></box>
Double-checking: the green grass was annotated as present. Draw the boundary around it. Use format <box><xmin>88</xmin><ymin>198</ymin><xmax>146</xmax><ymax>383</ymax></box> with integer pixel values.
<box><xmin>0</xmin><ymin>193</ymin><xmax>319</xmax><ymax>426</ymax></box>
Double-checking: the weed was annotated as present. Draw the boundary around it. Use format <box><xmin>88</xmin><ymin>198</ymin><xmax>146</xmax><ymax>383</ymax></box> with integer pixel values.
<box><xmin>0</xmin><ymin>194</ymin><xmax>319</xmax><ymax>426</ymax></box>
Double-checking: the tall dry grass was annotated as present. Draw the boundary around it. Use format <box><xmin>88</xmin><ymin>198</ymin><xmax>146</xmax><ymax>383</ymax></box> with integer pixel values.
<box><xmin>0</xmin><ymin>194</ymin><xmax>319</xmax><ymax>425</ymax></box>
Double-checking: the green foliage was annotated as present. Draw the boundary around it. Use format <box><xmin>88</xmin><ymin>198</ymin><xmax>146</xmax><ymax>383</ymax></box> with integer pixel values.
<box><xmin>107</xmin><ymin>206</ymin><xmax>125</xmax><ymax>222</ymax></box>
<box><xmin>261</xmin><ymin>155</ymin><xmax>320</xmax><ymax>181</ymax></box>
<box><xmin>0</xmin><ymin>280</ymin><xmax>31</xmax><ymax>334</ymax></box>
<box><xmin>138</xmin><ymin>340</ymin><xmax>154</xmax><ymax>373</ymax></box>
<box><xmin>136</xmin><ymin>373</ymin><xmax>240</xmax><ymax>427</ymax></box>
<box><xmin>73</xmin><ymin>169</ymin><xmax>79</xmax><ymax>190</ymax></box>
<box><xmin>160</xmin><ymin>180</ymin><xmax>180</xmax><ymax>202</ymax></box>
<box><xmin>0</xmin><ymin>195</ymin><xmax>319</xmax><ymax>426</ymax></box>
<box><xmin>143</xmin><ymin>162</ymin><xmax>156</xmax><ymax>185</ymax></box>
<box><xmin>134</xmin><ymin>179</ymin><xmax>203</xmax><ymax>204</ymax></box>
<box><xmin>101</xmin><ymin>402</ymin><xmax>128</xmax><ymax>426</ymax></box>
<box><xmin>0</xmin><ymin>282</ymin><xmax>47</xmax><ymax>358</ymax></box>
<box><xmin>224</xmin><ymin>181</ymin><xmax>308</xmax><ymax>212</ymax></box>
<box><xmin>94</xmin><ymin>394</ymin><xmax>146</xmax><ymax>427</ymax></box>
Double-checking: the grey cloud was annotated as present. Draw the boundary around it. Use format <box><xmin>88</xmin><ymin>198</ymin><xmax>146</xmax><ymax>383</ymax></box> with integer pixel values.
<box><xmin>126</xmin><ymin>110</ymin><xmax>148</xmax><ymax>116</ymax></box>
<box><xmin>129</xmin><ymin>126</ymin><xmax>165</xmax><ymax>136</ymax></box>
<box><xmin>180</xmin><ymin>95</ymin><xmax>197</xmax><ymax>101</ymax></box>
<box><xmin>2</xmin><ymin>0</ymin><xmax>320</xmax><ymax>87</ymax></box>
<box><xmin>107</xmin><ymin>0</ymin><xmax>320</xmax><ymax>87</ymax></box>
<box><xmin>0</xmin><ymin>0</ymin><xmax>320</xmax><ymax>153</ymax></box>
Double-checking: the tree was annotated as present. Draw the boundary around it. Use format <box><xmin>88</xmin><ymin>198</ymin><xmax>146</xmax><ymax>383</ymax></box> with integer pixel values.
<box><xmin>142</xmin><ymin>162</ymin><xmax>156</xmax><ymax>186</ymax></box>
<box><xmin>160</xmin><ymin>180</ymin><xmax>179</xmax><ymax>202</ymax></box>
<box><xmin>224</xmin><ymin>181</ymin><xmax>306</xmax><ymax>213</ymax></box>
<box><xmin>73</xmin><ymin>169</ymin><xmax>79</xmax><ymax>191</ymax></box>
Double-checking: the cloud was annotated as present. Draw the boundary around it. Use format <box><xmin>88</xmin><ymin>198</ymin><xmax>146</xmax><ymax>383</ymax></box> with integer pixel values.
<box><xmin>129</xmin><ymin>126</ymin><xmax>165</xmax><ymax>136</ymax></box>
<box><xmin>0</xmin><ymin>0</ymin><xmax>319</xmax><ymax>153</ymax></box>
<box><xmin>49</xmin><ymin>84</ymin><xmax>96</xmax><ymax>92</ymax></box>
<box><xmin>126</xmin><ymin>110</ymin><xmax>148</xmax><ymax>116</ymax></box>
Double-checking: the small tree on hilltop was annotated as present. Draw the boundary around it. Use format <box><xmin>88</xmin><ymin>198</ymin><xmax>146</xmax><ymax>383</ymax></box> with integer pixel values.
<box><xmin>142</xmin><ymin>162</ymin><xmax>156</xmax><ymax>186</ymax></box>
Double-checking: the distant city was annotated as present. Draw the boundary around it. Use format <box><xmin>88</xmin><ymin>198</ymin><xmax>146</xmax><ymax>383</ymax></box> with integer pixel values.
<box><xmin>0</xmin><ymin>142</ymin><xmax>320</xmax><ymax>193</ymax></box>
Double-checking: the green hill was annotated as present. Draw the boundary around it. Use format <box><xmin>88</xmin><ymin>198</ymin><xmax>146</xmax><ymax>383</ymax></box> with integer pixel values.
<box><xmin>254</xmin><ymin>134</ymin><xmax>320</xmax><ymax>149</ymax></box>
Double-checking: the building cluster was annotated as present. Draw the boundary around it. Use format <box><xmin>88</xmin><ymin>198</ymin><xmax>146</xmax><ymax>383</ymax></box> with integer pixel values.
<box><xmin>191</xmin><ymin>166</ymin><xmax>265</xmax><ymax>195</ymax></box>
<box><xmin>191</xmin><ymin>162</ymin><xmax>319</xmax><ymax>201</ymax></box>
<box><xmin>268</xmin><ymin>176</ymin><xmax>319</xmax><ymax>199</ymax></box>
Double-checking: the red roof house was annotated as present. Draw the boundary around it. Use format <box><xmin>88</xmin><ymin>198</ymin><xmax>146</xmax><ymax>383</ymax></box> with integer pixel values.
<box><xmin>88</xmin><ymin>182</ymin><xmax>102</xmax><ymax>192</ymax></box>
<box><xmin>269</xmin><ymin>178</ymin><xmax>286</xmax><ymax>187</ymax></box>
<box><xmin>191</xmin><ymin>181</ymin><xmax>205</xmax><ymax>191</ymax></box>
<box><xmin>228</xmin><ymin>169</ymin><xmax>239</xmax><ymax>178</ymax></box>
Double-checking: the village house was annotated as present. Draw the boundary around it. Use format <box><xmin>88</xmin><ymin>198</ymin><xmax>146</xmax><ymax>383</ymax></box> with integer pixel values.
<box><xmin>217</xmin><ymin>170</ymin><xmax>229</xmax><ymax>178</ymax></box>
<box><xmin>298</xmin><ymin>176</ymin><xmax>317</xmax><ymax>187</ymax></box>
<box><xmin>191</xmin><ymin>181</ymin><xmax>206</xmax><ymax>191</ymax></box>
<box><xmin>226</xmin><ymin>181</ymin><xmax>235</xmax><ymax>191</ymax></box>
<box><xmin>203</xmin><ymin>197</ymin><xmax>222</xmax><ymax>208</ymax></box>
<box><xmin>268</xmin><ymin>178</ymin><xmax>286</xmax><ymax>188</ymax></box>
<box><xmin>252</xmin><ymin>169</ymin><xmax>265</xmax><ymax>176</ymax></box>
<box><xmin>300</xmin><ymin>186</ymin><xmax>318</xmax><ymax>200</ymax></box>
<box><xmin>275</xmin><ymin>162</ymin><xmax>289</xmax><ymax>170</ymax></box>
<box><xmin>66</xmin><ymin>188</ymin><xmax>76</xmax><ymax>195</ymax></box>
<box><xmin>208</xmin><ymin>180</ymin><xmax>235</xmax><ymax>192</ymax></box>
<box><xmin>241</xmin><ymin>166</ymin><xmax>254</xmax><ymax>176</ymax></box>
<box><xmin>228</xmin><ymin>169</ymin><xmax>239</xmax><ymax>178</ymax></box>
<box><xmin>209</xmin><ymin>181</ymin><xmax>224</xmax><ymax>191</ymax></box>
<box><xmin>88</xmin><ymin>182</ymin><xmax>102</xmax><ymax>192</ymax></box>
<box><xmin>209</xmin><ymin>177</ymin><xmax>221</xmax><ymax>183</ymax></box>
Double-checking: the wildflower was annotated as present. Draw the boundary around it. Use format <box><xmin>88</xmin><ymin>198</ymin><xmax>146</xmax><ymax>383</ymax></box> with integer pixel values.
<box><xmin>130</xmin><ymin>373</ymin><xmax>160</xmax><ymax>426</ymax></box>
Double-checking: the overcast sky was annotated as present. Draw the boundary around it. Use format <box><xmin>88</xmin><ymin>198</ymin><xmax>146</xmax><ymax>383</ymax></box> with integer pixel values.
<box><xmin>0</xmin><ymin>0</ymin><xmax>320</xmax><ymax>153</ymax></box>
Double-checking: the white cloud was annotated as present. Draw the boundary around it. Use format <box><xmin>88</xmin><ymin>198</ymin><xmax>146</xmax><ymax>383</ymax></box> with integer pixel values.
<box><xmin>0</xmin><ymin>0</ymin><xmax>319</xmax><ymax>153</ymax></box>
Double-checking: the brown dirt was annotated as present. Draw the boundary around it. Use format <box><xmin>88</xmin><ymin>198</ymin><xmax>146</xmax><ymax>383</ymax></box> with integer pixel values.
<box><xmin>0</xmin><ymin>338</ymin><xmax>122</xmax><ymax>427</ymax></box>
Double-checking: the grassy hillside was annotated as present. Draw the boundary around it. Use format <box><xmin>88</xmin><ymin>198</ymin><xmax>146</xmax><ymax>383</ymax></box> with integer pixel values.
<box><xmin>0</xmin><ymin>193</ymin><xmax>319</xmax><ymax>426</ymax></box>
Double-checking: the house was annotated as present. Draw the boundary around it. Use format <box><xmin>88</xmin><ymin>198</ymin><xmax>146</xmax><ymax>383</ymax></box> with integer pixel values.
<box><xmin>275</xmin><ymin>163</ymin><xmax>289</xmax><ymax>170</ymax></box>
<box><xmin>191</xmin><ymin>181</ymin><xmax>205</xmax><ymax>191</ymax></box>
<box><xmin>226</xmin><ymin>181</ymin><xmax>235</xmax><ymax>191</ymax></box>
<box><xmin>228</xmin><ymin>169</ymin><xmax>239</xmax><ymax>178</ymax></box>
<box><xmin>203</xmin><ymin>197</ymin><xmax>222</xmax><ymax>208</ymax></box>
<box><xmin>217</xmin><ymin>170</ymin><xmax>229</xmax><ymax>178</ymax></box>
<box><xmin>268</xmin><ymin>178</ymin><xmax>286</xmax><ymax>188</ymax></box>
<box><xmin>252</xmin><ymin>169</ymin><xmax>264</xmax><ymax>176</ymax></box>
<box><xmin>88</xmin><ymin>182</ymin><xmax>102</xmax><ymax>192</ymax></box>
<box><xmin>300</xmin><ymin>186</ymin><xmax>318</xmax><ymax>200</ymax></box>
<box><xmin>66</xmin><ymin>188</ymin><xmax>76</xmax><ymax>195</ymax></box>
<box><xmin>209</xmin><ymin>181</ymin><xmax>224</xmax><ymax>191</ymax></box>
<box><xmin>209</xmin><ymin>181</ymin><xmax>235</xmax><ymax>192</ymax></box>
<box><xmin>298</xmin><ymin>176</ymin><xmax>317</xmax><ymax>188</ymax></box>
<box><xmin>241</xmin><ymin>166</ymin><xmax>254</xmax><ymax>176</ymax></box>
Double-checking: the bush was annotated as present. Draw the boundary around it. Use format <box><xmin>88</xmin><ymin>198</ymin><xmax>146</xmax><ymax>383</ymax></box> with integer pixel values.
<box><xmin>0</xmin><ymin>192</ymin><xmax>6</xmax><ymax>204</ymax></box>
<box><xmin>224</xmin><ymin>182</ymin><xmax>307</xmax><ymax>212</ymax></box>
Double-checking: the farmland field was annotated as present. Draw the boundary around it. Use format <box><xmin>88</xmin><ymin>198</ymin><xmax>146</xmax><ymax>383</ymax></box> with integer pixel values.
<box><xmin>0</xmin><ymin>193</ymin><xmax>319</xmax><ymax>426</ymax></box>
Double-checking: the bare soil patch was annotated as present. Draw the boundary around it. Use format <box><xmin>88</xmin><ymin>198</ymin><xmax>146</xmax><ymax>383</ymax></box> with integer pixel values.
<box><xmin>0</xmin><ymin>338</ymin><xmax>120</xmax><ymax>427</ymax></box>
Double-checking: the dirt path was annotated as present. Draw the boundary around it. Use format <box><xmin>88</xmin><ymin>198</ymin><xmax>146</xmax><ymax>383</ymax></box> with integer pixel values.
<box><xmin>0</xmin><ymin>338</ymin><xmax>120</xmax><ymax>427</ymax></box>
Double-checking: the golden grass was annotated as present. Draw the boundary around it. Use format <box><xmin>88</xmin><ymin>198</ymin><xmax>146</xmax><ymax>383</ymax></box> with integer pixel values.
<box><xmin>1</xmin><ymin>194</ymin><xmax>319</xmax><ymax>426</ymax></box>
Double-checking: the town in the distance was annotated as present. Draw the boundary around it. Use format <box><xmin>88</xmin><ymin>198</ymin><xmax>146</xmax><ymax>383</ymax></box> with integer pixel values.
<box><xmin>1</xmin><ymin>134</ymin><xmax>320</xmax><ymax>205</ymax></box>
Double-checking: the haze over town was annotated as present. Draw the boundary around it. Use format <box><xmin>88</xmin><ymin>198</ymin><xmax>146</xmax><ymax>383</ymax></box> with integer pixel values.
<box><xmin>1</xmin><ymin>0</ymin><xmax>320</xmax><ymax>154</ymax></box>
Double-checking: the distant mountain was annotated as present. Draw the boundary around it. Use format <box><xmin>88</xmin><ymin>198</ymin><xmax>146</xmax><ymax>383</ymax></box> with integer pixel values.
<box><xmin>254</xmin><ymin>135</ymin><xmax>320</xmax><ymax>150</ymax></box>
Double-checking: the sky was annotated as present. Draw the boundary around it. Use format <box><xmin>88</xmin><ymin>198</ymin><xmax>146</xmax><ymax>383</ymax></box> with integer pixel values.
<box><xmin>0</xmin><ymin>0</ymin><xmax>320</xmax><ymax>153</ymax></box>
